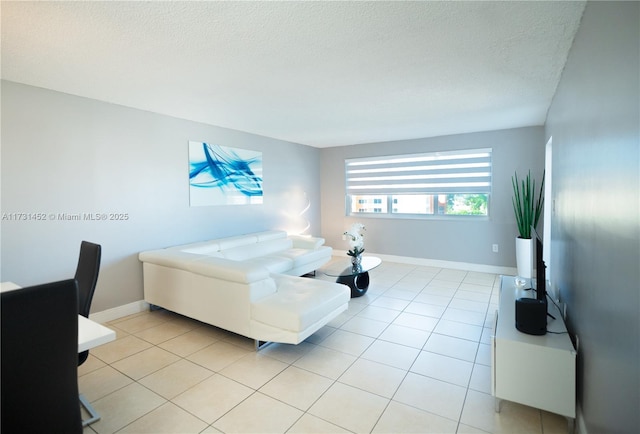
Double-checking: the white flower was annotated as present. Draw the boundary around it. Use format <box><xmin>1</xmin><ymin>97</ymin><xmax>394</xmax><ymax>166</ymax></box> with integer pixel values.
<box><xmin>343</xmin><ymin>223</ymin><xmax>366</xmax><ymax>257</ymax></box>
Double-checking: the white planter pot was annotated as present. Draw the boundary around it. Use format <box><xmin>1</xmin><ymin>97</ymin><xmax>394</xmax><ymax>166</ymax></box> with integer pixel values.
<box><xmin>515</xmin><ymin>237</ymin><xmax>533</xmax><ymax>278</ymax></box>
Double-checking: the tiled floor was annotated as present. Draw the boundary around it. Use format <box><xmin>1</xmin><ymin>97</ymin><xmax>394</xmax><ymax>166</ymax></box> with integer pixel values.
<box><xmin>80</xmin><ymin>260</ymin><xmax>570</xmax><ymax>434</ymax></box>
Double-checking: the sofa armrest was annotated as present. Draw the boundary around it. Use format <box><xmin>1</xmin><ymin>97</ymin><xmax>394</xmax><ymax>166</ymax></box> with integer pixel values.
<box><xmin>139</xmin><ymin>249</ymin><xmax>270</xmax><ymax>283</ymax></box>
<box><xmin>289</xmin><ymin>235</ymin><xmax>325</xmax><ymax>250</ymax></box>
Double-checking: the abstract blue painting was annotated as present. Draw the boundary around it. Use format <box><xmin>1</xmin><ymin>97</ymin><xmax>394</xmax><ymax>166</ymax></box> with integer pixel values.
<box><xmin>188</xmin><ymin>142</ymin><xmax>263</xmax><ymax>206</ymax></box>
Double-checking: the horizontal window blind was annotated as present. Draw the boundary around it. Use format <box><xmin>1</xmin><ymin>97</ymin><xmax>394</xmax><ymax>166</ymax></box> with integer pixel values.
<box><xmin>346</xmin><ymin>148</ymin><xmax>492</xmax><ymax>195</ymax></box>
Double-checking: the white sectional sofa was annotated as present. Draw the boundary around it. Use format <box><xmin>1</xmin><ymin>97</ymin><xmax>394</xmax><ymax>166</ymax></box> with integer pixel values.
<box><xmin>138</xmin><ymin>231</ymin><xmax>349</xmax><ymax>347</ymax></box>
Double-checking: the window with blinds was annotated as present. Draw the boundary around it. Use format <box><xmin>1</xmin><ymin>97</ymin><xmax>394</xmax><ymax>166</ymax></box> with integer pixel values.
<box><xmin>345</xmin><ymin>148</ymin><xmax>492</xmax><ymax>217</ymax></box>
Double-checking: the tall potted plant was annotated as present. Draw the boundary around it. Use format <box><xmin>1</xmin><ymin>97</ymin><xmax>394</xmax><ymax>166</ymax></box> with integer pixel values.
<box><xmin>512</xmin><ymin>170</ymin><xmax>545</xmax><ymax>278</ymax></box>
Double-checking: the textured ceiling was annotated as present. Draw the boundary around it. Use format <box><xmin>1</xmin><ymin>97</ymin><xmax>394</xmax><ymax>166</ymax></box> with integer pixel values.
<box><xmin>1</xmin><ymin>1</ymin><xmax>585</xmax><ymax>148</ymax></box>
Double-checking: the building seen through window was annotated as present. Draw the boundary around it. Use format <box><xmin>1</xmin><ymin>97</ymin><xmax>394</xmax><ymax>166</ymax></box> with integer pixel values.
<box><xmin>349</xmin><ymin>194</ymin><xmax>488</xmax><ymax>215</ymax></box>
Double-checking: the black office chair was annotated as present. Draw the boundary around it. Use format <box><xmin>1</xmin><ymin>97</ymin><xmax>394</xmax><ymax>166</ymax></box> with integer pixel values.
<box><xmin>74</xmin><ymin>240</ymin><xmax>102</xmax><ymax>425</ymax></box>
<box><xmin>1</xmin><ymin>279</ymin><xmax>83</xmax><ymax>434</ymax></box>
<box><xmin>75</xmin><ymin>240</ymin><xmax>102</xmax><ymax>365</ymax></box>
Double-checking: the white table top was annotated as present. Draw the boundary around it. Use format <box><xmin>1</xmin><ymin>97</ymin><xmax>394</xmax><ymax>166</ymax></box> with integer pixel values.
<box><xmin>321</xmin><ymin>256</ymin><xmax>382</xmax><ymax>277</ymax></box>
<box><xmin>1</xmin><ymin>281</ymin><xmax>21</xmax><ymax>292</ymax></box>
<box><xmin>78</xmin><ymin>315</ymin><xmax>115</xmax><ymax>352</ymax></box>
<box><xmin>496</xmin><ymin>276</ymin><xmax>575</xmax><ymax>351</ymax></box>
<box><xmin>1</xmin><ymin>281</ymin><xmax>115</xmax><ymax>352</ymax></box>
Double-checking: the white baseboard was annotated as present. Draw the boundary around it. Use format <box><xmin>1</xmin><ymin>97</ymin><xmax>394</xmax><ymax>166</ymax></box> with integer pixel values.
<box><xmin>336</xmin><ymin>250</ymin><xmax>518</xmax><ymax>276</ymax></box>
<box><xmin>89</xmin><ymin>300</ymin><xmax>150</xmax><ymax>324</ymax></box>
<box><xmin>89</xmin><ymin>254</ymin><xmax>516</xmax><ymax>324</ymax></box>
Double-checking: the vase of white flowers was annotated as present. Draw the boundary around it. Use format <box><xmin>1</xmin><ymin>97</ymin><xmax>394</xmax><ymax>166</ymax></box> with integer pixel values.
<box><xmin>343</xmin><ymin>223</ymin><xmax>365</xmax><ymax>266</ymax></box>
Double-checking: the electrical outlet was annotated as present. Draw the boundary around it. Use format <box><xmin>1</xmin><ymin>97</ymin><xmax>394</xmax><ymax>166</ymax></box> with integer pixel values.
<box><xmin>492</xmin><ymin>244</ymin><xmax>499</xmax><ymax>253</ymax></box>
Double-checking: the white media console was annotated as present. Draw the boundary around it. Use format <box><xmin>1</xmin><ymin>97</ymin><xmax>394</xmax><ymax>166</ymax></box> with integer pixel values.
<box><xmin>492</xmin><ymin>276</ymin><xmax>576</xmax><ymax>431</ymax></box>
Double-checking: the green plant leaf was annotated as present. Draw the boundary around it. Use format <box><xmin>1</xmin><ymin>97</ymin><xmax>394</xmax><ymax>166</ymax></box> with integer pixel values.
<box><xmin>512</xmin><ymin>170</ymin><xmax>545</xmax><ymax>239</ymax></box>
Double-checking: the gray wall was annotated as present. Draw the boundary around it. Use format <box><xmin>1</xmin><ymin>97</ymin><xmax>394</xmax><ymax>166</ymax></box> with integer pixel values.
<box><xmin>545</xmin><ymin>2</ymin><xmax>639</xmax><ymax>433</ymax></box>
<box><xmin>1</xmin><ymin>81</ymin><xmax>322</xmax><ymax>313</ymax></box>
<box><xmin>320</xmin><ymin>127</ymin><xmax>544</xmax><ymax>268</ymax></box>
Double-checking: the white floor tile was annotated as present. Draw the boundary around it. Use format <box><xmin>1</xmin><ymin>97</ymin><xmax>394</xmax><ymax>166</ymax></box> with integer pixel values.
<box><xmin>411</xmin><ymin>351</ymin><xmax>474</xmax><ymax>387</ymax></box>
<box><xmin>480</xmin><ymin>326</ymin><xmax>495</xmax><ymax>345</ymax></box>
<box><xmin>186</xmin><ymin>340</ymin><xmax>250</xmax><ymax>372</ymax></box>
<box><xmin>90</xmin><ymin>383</ymin><xmax>165</xmax><ymax>434</ymax></box>
<box><xmin>218</xmin><ymin>351</ymin><xmax>288</xmax><ymax>389</ymax></box>
<box><xmin>414</xmin><ymin>292</ymin><xmax>454</xmax><ymax>306</ymax></box>
<box><xmin>318</xmin><ymin>328</ymin><xmax>375</xmax><ymax>356</ymax></box>
<box><xmin>287</xmin><ymin>413</ymin><xmax>351</xmax><ymax>433</ymax></box>
<box><xmin>356</xmin><ymin>304</ymin><xmax>402</xmax><ymax>322</ymax></box>
<box><xmin>257</xmin><ymin>340</ymin><xmax>314</xmax><ymax>364</ymax></box>
<box><xmin>90</xmin><ymin>334</ymin><xmax>153</xmax><ymax>364</ymax></box>
<box><xmin>455</xmin><ymin>289</ymin><xmax>492</xmax><ymax>303</ymax></box>
<box><xmin>338</xmin><ymin>358</ymin><xmax>406</xmax><ymax>398</ymax></box>
<box><xmin>469</xmin><ymin>363</ymin><xmax>492</xmax><ymax>394</ymax></box>
<box><xmin>78</xmin><ymin>262</ymin><xmax>546</xmax><ymax>434</ymax></box>
<box><xmin>172</xmin><ymin>374</ymin><xmax>253</xmax><ymax>424</ymax></box>
<box><xmin>373</xmin><ymin>400</ymin><xmax>458</xmax><ymax>433</ymax></box>
<box><xmin>424</xmin><ymin>333</ymin><xmax>479</xmax><ymax>362</ymax></box>
<box><xmin>369</xmin><ymin>295</ymin><xmax>411</xmax><ymax>311</ymax></box>
<box><xmin>434</xmin><ymin>270</ymin><xmax>467</xmax><ymax>283</ymax></box>
<box><xmin>426</xmin><ymin>280</ymin><xmax>460</xmax><ymax>291</ymax></box>
<box><xmin>460</xmin><ymin>389</ymin><xmax>545</xmax><ymax>434</ymax></box>
<box><xmin>448</xmin><ymin>299</ymin><xmax>490</xmax><ymax>315</ymax></box>
<box><xmin>111</xmin><ymin>346</ymin><xmax>180</xmax><ymax>380</ymax></box>
<box><xmin>157</xmin><ymin>327</ymin><xmax>223</xmax><ymax>357</ymax></box>
<box><xmin>78</xmin><ymin>365</ymin><xmax>133</xmax><ymax>403</ymax></box>
<box><xmin>212</xmin><ymin>392</ymin><xmax>303</xmax><ymax>433</ymax></box>
<box><xmin>304</xmin><ymin>324</ymin><xmax>337</xmax><ymax>344</ymax></box>
<box><xmin>293</xmin><ymin>345</ymin><xmax>357</xmax><ymax>379</ymax></box>
<box><xmin>340</xmin><ymin>315</ymin><xmax>389</xmax><ymax>338</ymax></box>
<box><xmin>134</xmin><ymin>319</ymin><xmax>198</xmax><ymax>345</ymax></box>
<box><xmin>259</xmin><ymin>366</ymin><xmax>333</xmax><ymax>411</ymax></box>
<box><xmin>378</xmin><ymin>324</ymin><xmax>431</xmax><ymax>349</ymax></box>
<box><xmin>459</xmin><ymin>282</ymin><xmax>495</xmax><ymax>293</ymax></box>
<box><xmin>117</xmin><ymin>402</ymin><xmax>208</xmax><ymax>433</ymax></box>
<box><xmin>394</xmin><ymin>372</ymin><xmax>467</xmax><ymax>421</ymax></box>
<box><xmin>308</xmin><ymin>382</ymin><xmax>389</xmax><ymax>433</ymax></box>
<box><xmin>383</xmin><ymin>287</ymin><xmax>420</xmax><ymax>301</ymax></box>
<box><xmin>475</xmin><ymin>343</ymin><xmax>492</xmax><ymax>366</ymax></box>
<box><xmin>442</xmin><ymin>306</ymin><xmax>487</xmax><ymax>326</ymax></box>
<box><xmin>393</xmin><ymin>311</ymin><xmax>439</xmax><ymax>332</ymax></box>
<box><xmin>138</xmin><ymin>359</ymin><xmax>214</xmax><ymax>399</ymax></box>
<box><xmin>361</xmin><ymin>339</ymin><xmax>420</xmax><ymax>370</ymax></box>
<box><xmin>434</xmin><ymin>319</ymin><xmax>484</xmax><ymax>342</ymax></box>
<box><xmin>405</xmin><ymin>300</ymin><xmax>447</xmax><ymax>318</ymax></box>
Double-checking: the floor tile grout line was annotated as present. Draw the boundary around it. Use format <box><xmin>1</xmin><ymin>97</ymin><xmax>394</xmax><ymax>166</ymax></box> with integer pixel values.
<box><xmin>311</xmin><ymin>266</ymin><xmax>463</xmax><ymax>432</ymax></box>
<box><xmin>80</xmin><ymin>264</ymin><xmax>528</xmax><ymax>434</ymax></box>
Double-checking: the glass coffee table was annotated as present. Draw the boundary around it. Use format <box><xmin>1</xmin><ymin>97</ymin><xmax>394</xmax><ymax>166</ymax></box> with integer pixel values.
<box><xmin>321</xmin><ymin>256</ymin><xmax>382</xmax><ymax>297</ymax></box>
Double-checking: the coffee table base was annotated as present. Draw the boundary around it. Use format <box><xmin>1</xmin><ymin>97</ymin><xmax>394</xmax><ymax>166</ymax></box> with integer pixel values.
<box><xmin>337</xmin><ymin>272</ymin><xmax>370</xmax><ymax>297</ymax></box>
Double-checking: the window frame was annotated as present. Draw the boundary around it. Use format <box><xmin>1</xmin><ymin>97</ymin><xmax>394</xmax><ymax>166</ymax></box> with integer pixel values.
<box><xmin>345</xmin><ymin>148</ymin><xmax>492</xmax><ymax>220</ymax></box>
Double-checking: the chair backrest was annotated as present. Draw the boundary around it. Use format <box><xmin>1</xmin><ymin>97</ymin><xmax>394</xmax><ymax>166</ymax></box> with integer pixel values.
<box><xmin>74</xmin><ymin>241</ymin><xmax>101</xmax><ymax>318</ymax></box>
<box><xmin>1</xmin><ymin>279</ymin><xmax>82</xmax><ymax>433</ymax></box>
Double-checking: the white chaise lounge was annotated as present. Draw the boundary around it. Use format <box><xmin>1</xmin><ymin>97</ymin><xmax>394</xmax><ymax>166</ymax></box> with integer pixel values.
<box><xmin>139</xmin><ymin>231</ymin><xmax>349</xmax><ymax>347</ymax></box>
